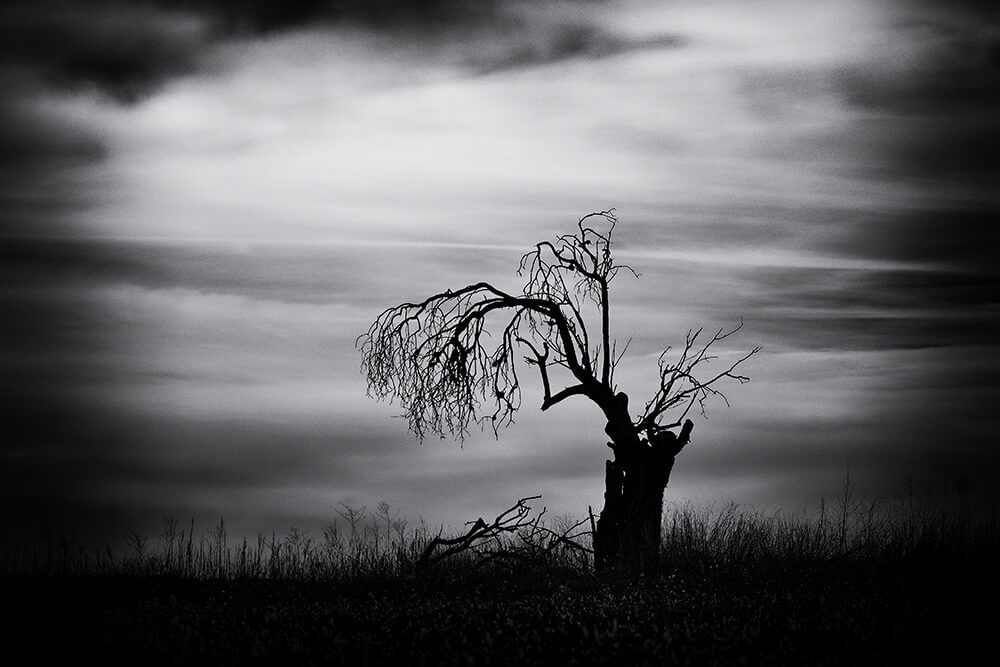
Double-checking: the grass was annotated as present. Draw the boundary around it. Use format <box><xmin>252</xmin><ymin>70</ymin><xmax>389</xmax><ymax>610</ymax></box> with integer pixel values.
<box><xmin>4</xmin><ymin>483</ymin><xmax>998</xmax><ymax>665</ymax></box>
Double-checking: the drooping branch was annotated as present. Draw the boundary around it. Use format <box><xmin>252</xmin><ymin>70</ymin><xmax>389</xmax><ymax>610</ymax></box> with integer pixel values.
<box><xmin>359</xmin><ymin>212</ymin><xmax>636</xmax><ymax>441</ymax></box>
<box><xmin>358</xmin><ymin>280</ymin><xmax>596</xmax><ymax>441</ymax></box>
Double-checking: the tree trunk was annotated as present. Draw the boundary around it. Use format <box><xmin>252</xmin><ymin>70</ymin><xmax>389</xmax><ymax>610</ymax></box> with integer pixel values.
<box><xmin>594</xmin><ymin>419</ymin><xmax>694</xmax><ymax>577</ymax></box>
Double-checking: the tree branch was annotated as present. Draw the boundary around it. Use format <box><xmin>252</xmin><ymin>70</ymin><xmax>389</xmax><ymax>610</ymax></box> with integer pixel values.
<box><xmin>358</xmin><ymin>210</ymin><xmax>756</xmax><ymax>448</ymax></box>
<box><xmin>416</xmin><ymin>495</ymin><xmax>542</xmax><ymax>569</ymax></box>
<box><xmin>637</xmin><ymin>321</ymin><xmax>760</xmax><ymax>435</ymax></box>
<box><xmin>542</xmin><ymin>384</ymin><xmax>589</xmax><ymax>411</ymax></box>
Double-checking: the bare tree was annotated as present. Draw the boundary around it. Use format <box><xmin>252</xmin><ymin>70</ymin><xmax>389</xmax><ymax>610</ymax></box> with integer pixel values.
<box><xmin>358</xmin><ymin>210</ymin><xmax>759</xmax><ymax>576</ymax></box>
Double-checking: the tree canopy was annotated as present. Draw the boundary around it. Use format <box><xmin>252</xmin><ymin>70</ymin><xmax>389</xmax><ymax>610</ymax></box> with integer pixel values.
<box><xmin>358</xmin><ymin>210</ymin><xmax>758</xmax><ymax>443</ymax></box>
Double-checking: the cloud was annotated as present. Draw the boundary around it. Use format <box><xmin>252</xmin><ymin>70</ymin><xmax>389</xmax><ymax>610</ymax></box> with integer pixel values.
<box><xmin>3</xmin><ymin>0</ymin><xmax>999</xmax><ymax>545</ymax></box>
<box><xmin>0</xmin><ymin>92</ymin><xmax>109</xmax><ymax>239</ymax></box>
<box><xmin>461</xmin><ymin>17</ymin><xmax>685</xmax><ymax>75</ymax></box>
<box><xmin>0</xmin><ymin>0</ymin><xmax>681</xmax><ymax>107</ymax></box>
<box><xmin>0</xmin><ymin>288</ymin><xmax>127</xmax><ymax>543</ymax></box>
<box><xmin>0</xmin><ymin>2</ymin><xmax>211</xmax><ymax>104</ymax></box>
<box><xmin>167</xmin><ymin>0</ymin><xmax>503</xmax><ymax>31</ymax></box>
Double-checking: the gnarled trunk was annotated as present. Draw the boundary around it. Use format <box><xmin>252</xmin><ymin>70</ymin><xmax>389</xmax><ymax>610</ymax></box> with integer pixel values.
<box><xmin>594</xmin><ymin>419</ymin><xmax>693</xmax><ymax>577</ymax></box>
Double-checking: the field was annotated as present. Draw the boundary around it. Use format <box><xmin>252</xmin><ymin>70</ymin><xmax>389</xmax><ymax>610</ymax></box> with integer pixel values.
<box><xmin>5</xmin><ymin>489</ymin><xmax>997</xmax><ymax>665</ymax></box>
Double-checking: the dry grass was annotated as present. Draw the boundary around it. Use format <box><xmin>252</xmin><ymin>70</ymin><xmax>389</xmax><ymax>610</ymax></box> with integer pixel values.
<box><xmin>4</xmin><ymin>477</ymin><xmax>997</xmax><ymax>665</ymax></box>
<box><xmin>5</xmin><ymin>474</ymin><xmax>996</xmax><ymax>579</ymax></box>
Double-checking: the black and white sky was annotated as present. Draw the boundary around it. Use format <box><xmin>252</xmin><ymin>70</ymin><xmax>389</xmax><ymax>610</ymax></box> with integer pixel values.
<box><xmin>2</xmin><ymin>0</ymin><xmax>998</xmax><ymax>544</ymax></box>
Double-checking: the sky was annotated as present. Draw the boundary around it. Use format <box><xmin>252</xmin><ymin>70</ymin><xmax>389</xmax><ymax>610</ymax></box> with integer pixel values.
<box><xmin>1</xmin><ymin>0</ymin><xmax>998</xmax><ymax>545</ymax></box>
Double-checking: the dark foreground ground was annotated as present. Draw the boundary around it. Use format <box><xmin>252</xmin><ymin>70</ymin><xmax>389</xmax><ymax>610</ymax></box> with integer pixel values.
<box><xmin>6</xmin><ymin>556</ymin><xmax>996</xmax><ymax>666</ymax></box>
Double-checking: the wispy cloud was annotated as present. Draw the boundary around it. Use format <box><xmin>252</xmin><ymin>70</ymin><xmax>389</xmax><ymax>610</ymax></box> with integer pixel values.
<box><xmin>2</xmin><ymin>0</ymin><xmax>998</xmax><ymax>542</ymax></box>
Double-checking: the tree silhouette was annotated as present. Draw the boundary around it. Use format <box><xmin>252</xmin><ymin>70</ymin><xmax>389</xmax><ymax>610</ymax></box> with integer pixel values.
<box><xmin>358</xmin><ymin>210</ymin><xmax>759</xmax><ymax>576</ymax></box>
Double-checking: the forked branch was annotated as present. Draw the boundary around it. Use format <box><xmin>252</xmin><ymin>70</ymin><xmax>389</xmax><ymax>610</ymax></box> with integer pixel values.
<box><xmin>637</xmin><ymin>321</ymin><xmax>761</xmax><ymax>434</ymax></box>
<box><xmin>416</xmin><ymin>495</ymin><xmax>543</xmax><ymax>569</ymax></box>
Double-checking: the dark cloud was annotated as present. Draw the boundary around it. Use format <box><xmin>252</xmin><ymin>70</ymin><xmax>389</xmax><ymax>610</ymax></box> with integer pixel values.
<box><xmin>467</xmin><ymin>23</ymin><xmax>684</xmax><ymax>75</ymax></box>
<box><xmin>0</xmin><ymin>238</ymin><xmax>516</xmax><ymax>312</ymax></box>
<box><xmin>839</xmin><ymin>9</ymin><xmax>1000</xmax><ymax>118</ymax></box>
<box><xmin>0</xmin><ymin>0</ymin><xmax>683</xmax><ymax>105</ymax></box>
<box><xmin>826</xmin><ymin>209</ymin><xmax>1000</xmax><ymax>271</ymax></box>
<box><xmin>0</xmin><ymin>239</ymin><xmax>348</xmax><ymax>303</ymax></box>
<box><xmin>736</xmin><ymin>263</ymin><xmax>1000</xmax><ymax>351</ymax></box>
<box><xmin>0</xmin><ymin>98</ymin><xmax>105</xmax><ymax>169</ymax></box>
<box><xmin>830</xmin><ymin>6</ymin><xmax>1000</xmax><ymax>304</ymax></box>
<box><xmin>0</xmin><ymin>1</ymin><xmax>211</xmax><ymax>104</ymax></box>
<box><xmin>0</xmin><ymin>268</ymin><xmax>127</xmax><ymax>544</ymax></box>
<box><xmin>98</xmin><ymin>415</ymin><xmax>389</xmax><ymax>492</ymax></box>
<box><xmin>2</xmin><ymin>0</ymin><xmax>465</xmax><ymax>101</ymax></box>
<box><xmin>741</xmin><ymin>4</ymin><xmax>1000</xmax><ymax>355</ymax></box>
<box><xmin>0</xmin><ymin>339</ymin><xmax>364</xmax><ymax>545</ymax></box>
<box><xmin>157</xmin><ymin>0</ymin><xmax>500</xmax><ymax>31</ymax></box>
<box><xmin>0</xmin><ymin>4</ymin><xmax>131</xmax><ymax>543</ymax></box>
<box><xmin>0</xmin><ymin>98</ymin><xmax>108</xmax><ymax>239</ymax></box>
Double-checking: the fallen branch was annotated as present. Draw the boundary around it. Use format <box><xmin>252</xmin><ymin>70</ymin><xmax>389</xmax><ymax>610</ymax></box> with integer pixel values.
<box><xmin>416</xmin><ymin>495</ymin><xmax>596</xmax><ymax>572</ymax></box>
<box><xmin>416</xmin><ymin>495</ymin><xmax>542</xmax><ymax>569</ymax></box>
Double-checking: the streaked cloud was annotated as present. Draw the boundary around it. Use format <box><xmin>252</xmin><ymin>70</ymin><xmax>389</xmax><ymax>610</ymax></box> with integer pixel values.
<box><xmin>2</xmin><ymin>0</ymin><xmax>997</xmax><ymax>543</ymax></box>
